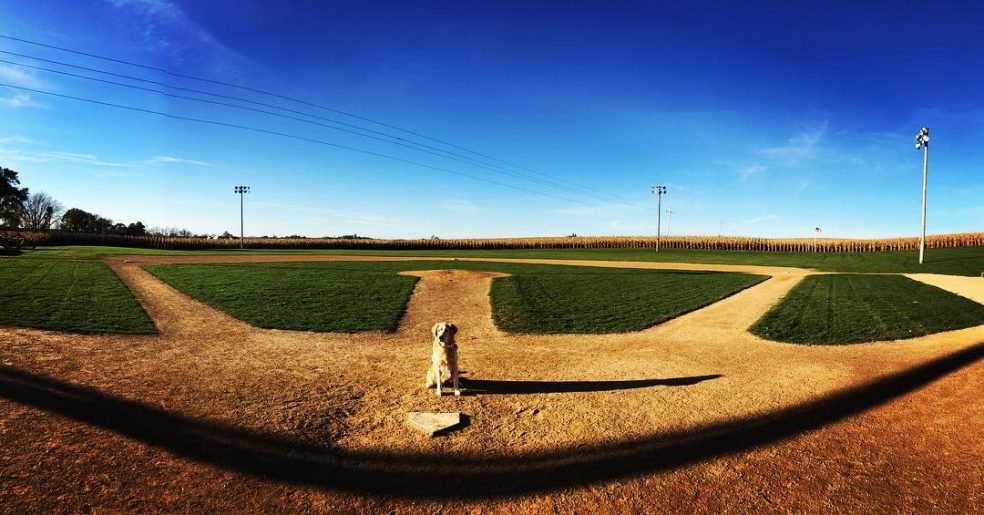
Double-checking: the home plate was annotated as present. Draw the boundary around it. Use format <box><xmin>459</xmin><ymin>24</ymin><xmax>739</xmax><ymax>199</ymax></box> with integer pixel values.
<box><xmin>407</xmin><ymin>412</ymin><xmax>463</xmax><ymax>436</ymax></box>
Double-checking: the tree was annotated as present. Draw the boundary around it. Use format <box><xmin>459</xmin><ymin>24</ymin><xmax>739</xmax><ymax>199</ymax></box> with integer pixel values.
<box><xmin>126</xmin><ymin>221</ymin><xmax>146</xmax><ymax>236</ymax></box>
<box><xmin>0</xmin><ymin>166</ymin><xmax>29</xmax><ymax>228</ymax></box>
<box><xmin>60</xmin><ymin>208</ymin><xmax>99</xmax><ymax>232</ymax></box>
<box><xmin>21</xmin><ymin>191</ymin><xmax>64</xmax><ymax>230</ymax></box>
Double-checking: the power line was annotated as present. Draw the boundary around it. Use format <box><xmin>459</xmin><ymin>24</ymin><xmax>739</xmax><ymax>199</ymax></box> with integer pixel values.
<box><xmin>0</xmin><ymin>48</ymin><xmax>629</xmax><ymax>205</ymax></box>
<box><xmin>0</xmin><ymin>81</ymin><xmax>594</xmax><ymax>204</ymax></box>
<box><xmin>0</xmin><ymin>33</ymin><xmax>621</xmax><ymax>199</ymax></box>
<box><xmin>0</xmin><ymin>57</ymin><xmax>618</xmax><ymax>202</ymax></box>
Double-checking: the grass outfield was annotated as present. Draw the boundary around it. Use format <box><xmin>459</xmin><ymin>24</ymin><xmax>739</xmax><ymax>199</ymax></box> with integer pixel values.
<box><xmin>146</xmin><ymin>261</ymin><xmax>765</xmax><ymax>333</ymax></box>
<box><xmin>750</xmin><ymin>274</ymin><xmax>984</xmax><ymax>344</ymax></box>
<box><xmin>0</xmin><ymin>259</ymin><xmax>155</xmax><ymax>334</ymax></box>
<box><xmin>15</xmin><ymin>245</ymin><xmax>984</xmax><ymax>276</ymax></box>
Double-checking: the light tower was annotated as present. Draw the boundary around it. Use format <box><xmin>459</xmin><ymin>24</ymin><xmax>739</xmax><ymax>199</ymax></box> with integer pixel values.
<box><xmin>652</xmin><ymin>185</ymin><xmax>667</xmax><ymax>251</ymax></box>
<box><xmin>234</xmin><ymin>185</ymin><xmax>250</xmax><ymax>249</ymax></box>
<box><xmin>914</xmin><ymin>127</ymin><xmax>929</xmax><ymax>264</ymax></box>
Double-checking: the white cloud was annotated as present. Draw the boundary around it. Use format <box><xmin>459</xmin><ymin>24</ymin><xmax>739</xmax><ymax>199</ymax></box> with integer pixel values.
<box><xmin>758</xmin><ymin>121</ymin><xmax>828</xmax><ymax>162</ymax></box>
<box><xmin>39</xmin><ymin>152</ymin><xmax>132</xmax><ymax>168</ymax></box>
<box><xmin>0</xmin><ymin>64</ymin><xmax>47</xmax><ymax>89</ymax></box>
<box><xmin>739</xmin><ymin>163</ymin><xmax>766</xmax><ymax>181</ymax></box>
<box><xmin>144</xmin><ymin>155</ymin><xmax>213</xmax><ymax>167</ymax></box>
<box><xmin>443</xmin><ymin>198</ymin><xmax>481</xmax><ymax>215</ymax></box>
<box><xmin>0</xmin><ymin>92</ymin><xmax>35</xmax><ymax>108</ymax></box>
<box><xmin>0</xmin><ymin>135</ymin><xmax>37</xmax><ymax>145</ymax></box>
<box><xmin>0</xmin><ymin>145</ymin><xmax>206</xmax><ymax>170</ymax></box>
<box><xmin>106</xmin><ymin>0</ymin><xmax>246</xmax><ymax>70</ymax></box>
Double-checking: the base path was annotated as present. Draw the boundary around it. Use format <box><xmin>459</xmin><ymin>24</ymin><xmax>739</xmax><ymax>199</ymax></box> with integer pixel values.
<box><xmin>0</xmin><ymin>255</ymin><xmax>980</xmax><ymax>512</ymax></box>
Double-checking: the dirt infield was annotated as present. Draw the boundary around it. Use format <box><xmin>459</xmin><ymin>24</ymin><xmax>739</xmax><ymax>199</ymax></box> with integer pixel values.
<box><xmin>0</xmin><ymin>255</ymin><xmax>981</xmax><ymax>512</ymax></box>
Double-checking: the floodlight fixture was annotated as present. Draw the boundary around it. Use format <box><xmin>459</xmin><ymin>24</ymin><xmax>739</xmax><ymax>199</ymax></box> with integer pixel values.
<box><xmin>914</xmin><ymin>127</ymin><xmax>929</xmax><ymax>149</ymax></box>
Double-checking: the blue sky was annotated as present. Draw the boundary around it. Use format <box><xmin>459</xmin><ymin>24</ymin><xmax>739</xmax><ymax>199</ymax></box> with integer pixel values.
<box><xmin>0</xmin><ymin>0</ymin><xmax>981</xmax><ymax>238</ymax></box>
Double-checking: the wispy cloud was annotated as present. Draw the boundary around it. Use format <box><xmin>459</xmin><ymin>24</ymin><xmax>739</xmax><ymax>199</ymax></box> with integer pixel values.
<box><xmin>0</xmin><ymin>63</ymin><xmax>47</xmax><ymax>109</ymax></box>
<box><xmin>106</xmin><ymin>0</ymin><xmax>246</xmax><ymax>71</ymax></box>
<box><xmin>0</xmin><ymin>92</ymin><xmax>37</xmax><ymax>108</ymax></box>
<box><xmin>0</xmin><ymin>135</ymin><xmax>37</xmax><ymax>145</ymax></box>
<box><xmin>443</xmin><ymin>198</ymin><xmax>481</xmax><ymax>215</ymax></box>
<box><xmin>0</xmin><ymin>144</ymin><xmax>213</xmax><ymax>170</ymax></box>
<box><xmin>758</xmin><ymin>121</ymin><xmax>828</xmax><ymax>162</ymax></box>
<box><xmin>739</xmin><ymin>163</ymin><xmax>766</xmax><ymax>181</ymax></box>
<box><xmin>144</xmin><ymin>155</ymin><xmax>213</xmax><ymax>167</ymax></box>
<box><xmin>0</xmin><ymin>63</ymin><xmax>47</xmax><ymax>89</ymax></box>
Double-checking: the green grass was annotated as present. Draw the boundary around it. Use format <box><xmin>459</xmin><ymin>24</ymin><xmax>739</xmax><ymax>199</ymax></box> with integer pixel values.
<box><xmin>750</xmin><ymin>274</ymin><xmax>984</xmax><ymax>344</ymax></box>
<box><xmin>15</xmin><ymin>245</ymin><xmax>984</xmax><ymax>276</ymax></box>
<box><xmin>145</xmin><ymin>261</ymin><xmax>766</xmax><ymax>333</ymax></box>
<box><xmin>0</xmin><ymin>258</ymin><xmax>156</xmax><ymax>334</ymax></box>
<box><xmin>490</xmin><ymin>269</ymin><xmax>766</xmax><ymax>333</ymax></box>
<box><xmin>146</xmin><ymin>263</ymin><xmax>420</xmax><ymax>332</ymax></box>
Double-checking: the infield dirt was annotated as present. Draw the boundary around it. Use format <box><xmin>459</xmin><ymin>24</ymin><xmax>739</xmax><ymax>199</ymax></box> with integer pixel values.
<box><xmin>0</xmin><ymin>255</ymin><xmax>981</xmax><ymax>512</ymax></box>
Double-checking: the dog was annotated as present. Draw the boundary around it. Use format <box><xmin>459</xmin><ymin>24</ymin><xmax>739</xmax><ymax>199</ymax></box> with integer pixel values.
<box><xmin>425</xmin><ymin>322</ymin><xmax>460</xmax><ymax>397</ymax></box>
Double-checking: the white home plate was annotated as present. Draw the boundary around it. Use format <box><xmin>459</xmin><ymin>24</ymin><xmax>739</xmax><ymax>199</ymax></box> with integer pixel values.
<box><xmin>407</xmin><ymin>412</ymin><xmax>463</xmax><ymax>436</ymax></box>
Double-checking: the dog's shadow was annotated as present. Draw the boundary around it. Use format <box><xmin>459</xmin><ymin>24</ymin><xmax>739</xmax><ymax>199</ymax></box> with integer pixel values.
<box><xmin>458</xmin><ymin>374</ymin><xmax>721</xmax><ymax>395</ymax></box>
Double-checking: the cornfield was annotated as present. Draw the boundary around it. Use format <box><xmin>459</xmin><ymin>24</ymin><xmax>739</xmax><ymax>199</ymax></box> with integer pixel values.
<box><xmin>3</xmin><ymin>229</ymin><xmax>984</xmax><ymax>253</ymax></box>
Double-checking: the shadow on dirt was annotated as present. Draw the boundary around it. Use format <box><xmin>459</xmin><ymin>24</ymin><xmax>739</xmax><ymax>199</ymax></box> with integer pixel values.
<box><xmin>0</xmin><ymin>342</ymin><xmax>980</xmax><ymax>499</ymax></box>
<box><xmin>460</xmin><ymin>374</ymin><xmax>720</xmax><ymax>394</ymax></box>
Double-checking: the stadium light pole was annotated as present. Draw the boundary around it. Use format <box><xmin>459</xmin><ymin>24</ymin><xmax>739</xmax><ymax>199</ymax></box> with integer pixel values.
<box><xmin>652</xmin><ymin>185</ymin><xmax>667</xmax><ymax>251</ymax></box>
<box><xmin>234</xmin><ymin>185</ymin><xmax>250</xmax><ymax>249</ymax></box>
<box><xmin>914</xmin><ymin>127</ymin><xmax>929</xmax><ymax>264</ymax></box>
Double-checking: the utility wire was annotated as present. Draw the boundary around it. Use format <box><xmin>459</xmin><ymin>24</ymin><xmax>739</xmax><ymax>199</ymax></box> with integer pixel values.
<box><xmin>0</xmin><ymin>57</ymin><xmax>617</xmax><ymax>202</ymax></box>
<box><xmin>0</xmin><ymin>48</ymin><xmax>627</xmax><ymax>204</ymax></box>
<box><xmin>0</xmin><ymin>34</ymin><xmax>645</xmax><ymax>205</ymax></box>
<box><xmin>0</xmin><ymin>81</ymin><xmax>598</xmax><ymax>204</ymax></box>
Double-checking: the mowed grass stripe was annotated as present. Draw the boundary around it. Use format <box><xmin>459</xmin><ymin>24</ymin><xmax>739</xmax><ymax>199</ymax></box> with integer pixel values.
<box><xmin>0</xmin><ymin>259</ymin><xmax>156</xmax><ymax>334</ymax></box>
<box><xmin>491</xmin><ymin>270</ymin><xmax>766</xmax><ymax>333</ymax></box>
<box><xmin>750</xmin><ymin>274</ymin><xmax>984</xmax><ymax>344</ymax></box>
<box><xmin>146</xmin><ymin>263</ymin><xmax>420</xmax><ymax>332</ymax></box>
<box><xmin>146</xmin><ymin>261</ymin><xmax>767</xmax><ymax>334</ymax></box>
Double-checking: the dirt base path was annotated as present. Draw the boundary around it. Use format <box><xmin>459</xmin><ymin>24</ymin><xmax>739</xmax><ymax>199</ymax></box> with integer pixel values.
<box><xmin>0</xmin><ymin>256</ymin><xmax>981</xmax><ymax>512</ymax></box>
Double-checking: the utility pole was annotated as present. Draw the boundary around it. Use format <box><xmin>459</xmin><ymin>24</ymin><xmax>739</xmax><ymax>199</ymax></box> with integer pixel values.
<box><xmin>234</xmin><ymin>185</ymin><xmax>250</xmax><ymax>249</ymax></box>
<box><xmin>914</xmin><ymin>127</ymin><xmax>929</xmax><ymax>264</ymax></box>
<box><xmin>652</xmin><ymin>185</ymin><xmax>667</xmax><ymax>251</ymax></box>
<box><xmin>665</xmin><ymin>209</ymin><xmax>675</xmax><ymax>237</ymax></box>
<box><xmin>719</xmin><ymin>220</ymin><xmax>723</xmax><ymax>237</ymax></box>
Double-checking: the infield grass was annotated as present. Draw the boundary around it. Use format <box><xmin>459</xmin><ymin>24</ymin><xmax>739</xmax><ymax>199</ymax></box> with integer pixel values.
<box><xmin>0</xmin><ymin>259</ymin><xmax>155</xmax><ymax>334</ymax></box>
<box><xmin>750</xmin><ymin>274</ymin><xmax>984</xmax><ymax>344</ymax></box>
<box><xmin>146</xmin><ymin>261</ymin><xmax>766</xmax><ymax>333</ymax></box>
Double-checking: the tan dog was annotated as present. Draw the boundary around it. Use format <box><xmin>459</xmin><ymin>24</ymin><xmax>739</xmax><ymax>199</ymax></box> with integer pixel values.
<box><xmin>425</xmin><ymin>322</ymin><xmax>460</xmax><ymax>397</ymax></box>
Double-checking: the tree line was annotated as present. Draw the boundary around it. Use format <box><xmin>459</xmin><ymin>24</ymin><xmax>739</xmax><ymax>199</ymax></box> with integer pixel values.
<box><xmin>0</xmin><ymin>166</ymin><xmax>203</xmax><ymax>237</ymax></box>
